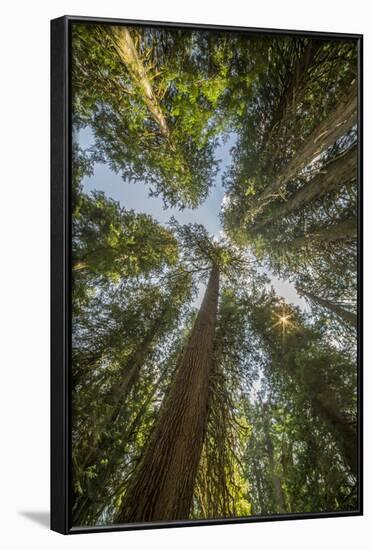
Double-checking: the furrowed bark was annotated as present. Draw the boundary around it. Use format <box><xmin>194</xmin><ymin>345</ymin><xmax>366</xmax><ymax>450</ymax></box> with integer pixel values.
<box><xmin>297</xmin><ymin>287</ymin><xmax>357</xmax><ymax>328</ymax></box>
<box><xmin>117</xmin><ymin>264</ymin><xmax>220</xmax><ymax>522</ymax></box>
<box><xmin>254</xmin><ymin>145</ymin><xmax>357</xmax><ymax>228</ymax></box>
<box><xmin>248</xmin><ymin>83</ymin><xmax>357</xmax><ymax>220</ymax></box>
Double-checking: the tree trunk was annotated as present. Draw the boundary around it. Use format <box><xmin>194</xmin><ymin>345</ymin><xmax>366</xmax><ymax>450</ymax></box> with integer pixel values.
<box><xmin>108</xmin><ymin>331</ymin><xmax>158</xmax><ymax>423</ymax></box>
<box><xmin>296</xmin><ymin>287</ymin><xmax>357</xmax><ymax>328</ymax></box>
<box><xmin>263</xmin><ymin>409</ymin><xmax>285</xmax><ymax>513</ymax></box>
<box><xmin>282</xmin><ymin>333</ymin><xmax>358</xmax><ymax>476</ymax></box>
<box><xmin>254</xmin><ymin>145</ymin><xmax>357</xmax><ymax>228</ymax></box>
<box><xmin>79</xmin><ymin>302</ymin><xmax>175</xmax><ymax>470</ymax></box>
<box><xmin>312</xmin><ymin>394</ymin><xmax>357</xmax><ymax>476</ymax></box>
<box><xmin>248</xmin><ymin>83</ymin><xmax>357</xmax><ymax>220</ymax></box>
<box><xmin>109</xmin><ymin>26</ymin><xmax>171</xmax><ymax>141</ymax></box>
<box><xmin>292</xmin><ymin>216</ymin><xmax>357</xmax><ymax>249</ymax></box>
<box><xmin>251</xmin><ymin>458</ymin><xmax>266</xmax><ymax>514</ymax></box>
<box><xmin>116</xmin><ymin>264</ymin><xmax>220</xmax><ymax>523</ymax></box>
<box><xmin>73</xmin><ymin>360</ymin><xmax>173</xmax><ymax>526</ymax></box>
<box><xmin>262</xmin><ymin>41</ymin><xmax>323</xmax><ymax>152</ymax></box>
<box><xmin>283</xmin><ymin>360</ymin><xmax>358</xmax><ymax>477</ymax></box>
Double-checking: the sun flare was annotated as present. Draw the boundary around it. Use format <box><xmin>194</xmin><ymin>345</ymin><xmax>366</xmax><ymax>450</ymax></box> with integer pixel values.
<box><xmin>270</xmin><ymin>304</ymin><xmax>295</xmax><ymax>339</ymax></box>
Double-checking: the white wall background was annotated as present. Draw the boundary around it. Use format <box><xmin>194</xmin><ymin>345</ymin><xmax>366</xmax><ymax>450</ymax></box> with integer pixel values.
<box><xmin>1</xmin><ymin>0</ymin><xmax>370</xmax><ymax>547</ymax></box>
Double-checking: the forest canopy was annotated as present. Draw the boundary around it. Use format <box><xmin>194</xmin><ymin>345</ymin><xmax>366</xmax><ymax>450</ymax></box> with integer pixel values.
<box><xmin>70</xmin><ymin>23</ymin><xmax>359</xmax><ymax>527</ymax></box>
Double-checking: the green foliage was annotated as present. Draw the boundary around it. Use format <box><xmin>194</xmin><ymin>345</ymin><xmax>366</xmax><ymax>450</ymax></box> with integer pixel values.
<box><xmin>72</xmin><ymin>267</ymin><xmax>196</xmax><ymax>525</ymax></box>
<box><xmin>244</xmin><ymin>292</ymin><xmax>357</xmax><ymax>514</ymax></box>
<box><xmin>71</xmin><ymin>24</ymin><xmax>230</xmax><ymax>208</ymax></box>
<box><xmin>70</xmin><ymin>25</ymin><xmax>359</xmax><ymax>526</ymax></box>
<box><xmin>72</xmin><ymin>191</ymin><xmax>178</xmax><ymax>284</ymax></box>
<box><xmin>193</xmin><ymin>290</ymin><xmax>256</xmax><ymax>518</ymax></box>
<box><xmin>222</xmin><ymin>36</ymin><xmax>358</xmax><ymax>346</ymax></box>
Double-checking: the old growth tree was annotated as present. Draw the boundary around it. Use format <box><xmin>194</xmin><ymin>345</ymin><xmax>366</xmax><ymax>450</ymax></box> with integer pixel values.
<box><xmin>70</xmin><ymin>26</ymin><xmax>359</xmax><ymax>525</ymax></box>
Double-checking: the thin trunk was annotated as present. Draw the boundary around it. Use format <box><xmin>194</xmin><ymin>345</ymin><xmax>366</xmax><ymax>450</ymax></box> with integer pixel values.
<box><xmin>312</xmin><ymin>394</ymin><xmax>357</xmax><ymax>476</ymax></box>
<box><xmin>109</xmin><ymin>27</ymin><xmax>171</xmax><ymax>141</ymax></box>
<box><xmin>74</xmin><ymin>362</ymin><xmax>172</xmax><ymax>525</ymax></box>
<box><xmin>281</xmin><ymin>334</ymin><xmax>358</xmax><ymax>476</ymax></box>
<box><xmin>109</xmin><ymin>334</ymin><xmax>156</xmax><ymax>424</ymax></box>
<box><xmin>248</xmin><ymin>84</ymin><xmax>357</xmax><ymax>220</ymax></box>
<box><xmin>286</xmin><ymin>362</ymin><xmax>357</xmax><ymax>476</ymax></box>
<box><xmin>292</xmin><ymin>216</ymin><xmax>357</xmax><ymax>249</ymax></box>
<box><xmin>73</xmin><ymin>329</ymin><xmax>162</xmax><ymax>522</ymax></box>
<box><xmin>260</xmin><ymin>330</ymin><xmax>358</xmax><ymax>479</ymax></box>
<box><xmin>254</xmin><ymin>145</ymin><xmax>357</xmax><ymax>229</ymax></box>
<box><xmin>80</xmin><ymin>306</ymin><xmax>172</xmax><ymax>469</ymax></box>
<box><xmin>297</xmin><ymin>286</ymin><xmax>357</xmax><ymax>328</ymax></box>
<box><xmin>117</xmin><ymin>264</ymin><xmax>220</xmax><ymax>522</ymax></box>
<box><xmin>263</xmin><ymin>411</ymin><xmax>285</xmax><ymax>513</ymax></box>
<box><xmin>281</xmin><ymin>447</ymin><xmax>293</xmax><ymax>512</ymax></box>
<box><xmin>252</xmin><ymin>458</ymin><xmax>266</xmax><ymax>514</ymax></box>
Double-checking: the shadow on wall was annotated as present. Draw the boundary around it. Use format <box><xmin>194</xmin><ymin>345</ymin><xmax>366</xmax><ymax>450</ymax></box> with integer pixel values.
<box><xmin>19</xmin><ymin>511</ymin><xmax>50</xmax><ymax>529</ymax></box>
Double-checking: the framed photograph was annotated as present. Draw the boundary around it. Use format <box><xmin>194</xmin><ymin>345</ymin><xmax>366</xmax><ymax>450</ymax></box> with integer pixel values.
<box><xmin>51</xmin><ymin>15</ymin><xmax>363</xmax><ymax>534</ymax></box>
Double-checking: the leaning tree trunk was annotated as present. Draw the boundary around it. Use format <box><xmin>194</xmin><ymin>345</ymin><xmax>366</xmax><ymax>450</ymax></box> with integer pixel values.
<box><xmin>73</xmin><ymin>356</ymin><xmax>174</xmax><ymax>526</ymax></box>
<box><xmin>116</xmin><ymin>264</ymin><xmax>220</xmax><ymax>523</ymax></box>
<box><xmin>72</xmin><ymin>286</ymin><xmax>188</xmax><ymax>525</ymax></box>
<box><xmin>282</xmin><ymin>336</ymin><xmax>358</xmax><ymax>476</ymax></box>
<box><xmin>248</xmin><ymin>83</ymin><xmax>357</xmax><ymax>220</ymax></box>
<box><xmin>257</xmin><ymin>325</ymin><xmax>357</xmax><ymax>479</ymax></box>
<box><xmin>312</xmin><ymin>393</ymin><xmax>358</xmax><ymax>477</ymax></box>
<box><xmin>292</xmin><ymin>216</ymin><xmax>357</xmax><ymax>249</ymax></box>
<box><xmin>296</xmin><ymin>287</ymin><xmax>357</xmax><ymax>328</ymax></box>
<box><xmin>78</xmin><ymin>321</ymin><xmax>163</xmax><ymax>469</ymax></box>
<box><xmin>262</xmin><ymin>41</ymin><xmax>323</xmax><ymax>155</ymax></box>
<box><xmin>109</xmin><ymin>26</ymin><xmax>171</xmax><ymax>141</ymax></box>
<box><xmin>254</xmin><ymin>144</ymin><xmax>357</xmax><ymax>229</ymax></box>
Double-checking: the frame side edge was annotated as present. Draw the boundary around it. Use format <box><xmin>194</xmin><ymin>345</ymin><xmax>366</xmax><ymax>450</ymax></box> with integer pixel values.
<box><xmin>51</xmin><ymin>15</ymin><xmax>69</xmax><ymax>535</ymax></box>
<box><xmin>357</xmin><ymin>34</ymin><xmax>363</xmax><ymax>516</ymax></box>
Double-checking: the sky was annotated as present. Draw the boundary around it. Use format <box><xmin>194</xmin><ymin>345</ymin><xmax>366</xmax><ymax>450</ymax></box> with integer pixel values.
<box><xmin>78</xmin><ymin>126</ymin><xmax>309</xmax><ymax>311</ymax></box>
<box><xmin>79</xmin><ymin>127</ymin><xmax>228</xmax><ymax>236</ymax></box>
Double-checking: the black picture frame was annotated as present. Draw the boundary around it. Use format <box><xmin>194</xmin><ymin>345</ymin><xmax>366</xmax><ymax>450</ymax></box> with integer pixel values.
<box><xmin>51</xmin><ymin>15</ymin><xmax>363</xmax><ymax>535</ymax></box>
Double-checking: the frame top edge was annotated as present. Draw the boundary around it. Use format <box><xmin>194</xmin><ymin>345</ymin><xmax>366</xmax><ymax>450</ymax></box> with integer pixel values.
<box><xmin>51</xmin><ymin>15</ymin><xmax>362</xmax><ymax>40</ymax></box>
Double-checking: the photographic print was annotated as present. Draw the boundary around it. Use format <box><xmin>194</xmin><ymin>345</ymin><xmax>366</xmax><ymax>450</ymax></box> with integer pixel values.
<box><xmin>52</xmin><ymin>17</ymin><xmax>362</xmax><ymax>532</ymax></box>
